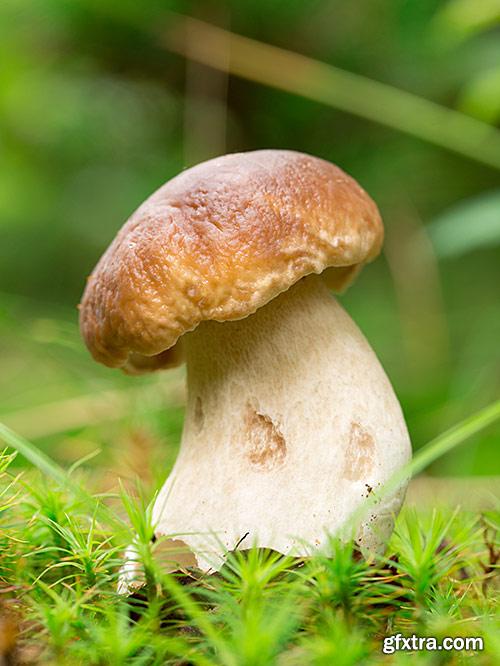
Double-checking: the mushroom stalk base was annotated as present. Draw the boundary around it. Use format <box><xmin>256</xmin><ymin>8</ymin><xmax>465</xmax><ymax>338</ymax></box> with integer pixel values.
<box><xmin>152</xmin><ymin>275</ymin><xmax>411</xmax><ymax>571</ymax></box>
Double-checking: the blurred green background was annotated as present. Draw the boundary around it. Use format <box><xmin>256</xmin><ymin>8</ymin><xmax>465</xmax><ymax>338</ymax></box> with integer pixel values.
<box><xmin>1</xmin><ymin>0</ymin><xmax>499</xmax><ymax>485</ymax></box>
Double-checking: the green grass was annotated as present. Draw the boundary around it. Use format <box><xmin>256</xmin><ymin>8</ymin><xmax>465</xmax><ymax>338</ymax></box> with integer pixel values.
<box><xmin>1</xmin><ymin>407</ymin><xmax>499</xmax><ymax>665</ymax></box>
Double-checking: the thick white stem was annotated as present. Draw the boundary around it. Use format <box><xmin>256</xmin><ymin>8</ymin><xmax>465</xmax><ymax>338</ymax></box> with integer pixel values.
<box><xmin>152</xmin><ymin>275</ymin><xmax>411</xmax><ymax>571</ymax></box>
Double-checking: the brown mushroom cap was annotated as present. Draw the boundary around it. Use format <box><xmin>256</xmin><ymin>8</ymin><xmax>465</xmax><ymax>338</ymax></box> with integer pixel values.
<box><xmin>79</xmin><ymin>150</ymin><xmax>383</xmax><ymax>373</ymax></box>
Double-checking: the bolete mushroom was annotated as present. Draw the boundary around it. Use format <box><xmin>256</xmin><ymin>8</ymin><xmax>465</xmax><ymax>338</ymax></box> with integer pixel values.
<box><xmin>79</xmin><ymin>150</ymin><xmax>411</xmax><ymax>572</ymax></box>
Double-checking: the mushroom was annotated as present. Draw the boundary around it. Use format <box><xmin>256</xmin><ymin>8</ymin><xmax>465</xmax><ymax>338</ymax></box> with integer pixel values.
<box><xmin>79</xmin><ymin>150</ymin><xmax>411</xmax><ymax>572</ymax></box>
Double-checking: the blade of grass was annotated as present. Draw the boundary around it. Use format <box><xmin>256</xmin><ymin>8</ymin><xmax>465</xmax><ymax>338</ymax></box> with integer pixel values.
<box><xmin>409</xmin><ymin>398</ymin><xmax>500</xmax><ymax>476</ymax></box>
<box><xmin>161</xmin><ymin>13</ymin><xmax>500</xmax><ymax>170</ymax></box>
<box><xmin>0</xmin><ymin>422</ymin><xmax>72</xmax><ymax>488</ymax></box>
<box><xmin>0</xmin><ymin>422</ymin><xmax>124</xmax><ymax>530</ymax></box>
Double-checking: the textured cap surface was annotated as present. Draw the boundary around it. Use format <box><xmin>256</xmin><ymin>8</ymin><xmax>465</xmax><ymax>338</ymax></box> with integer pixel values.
<box><xmin>79</xmin><ymin>150</ymin><xmax>383</xmax><ymax>372</ymax></box>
